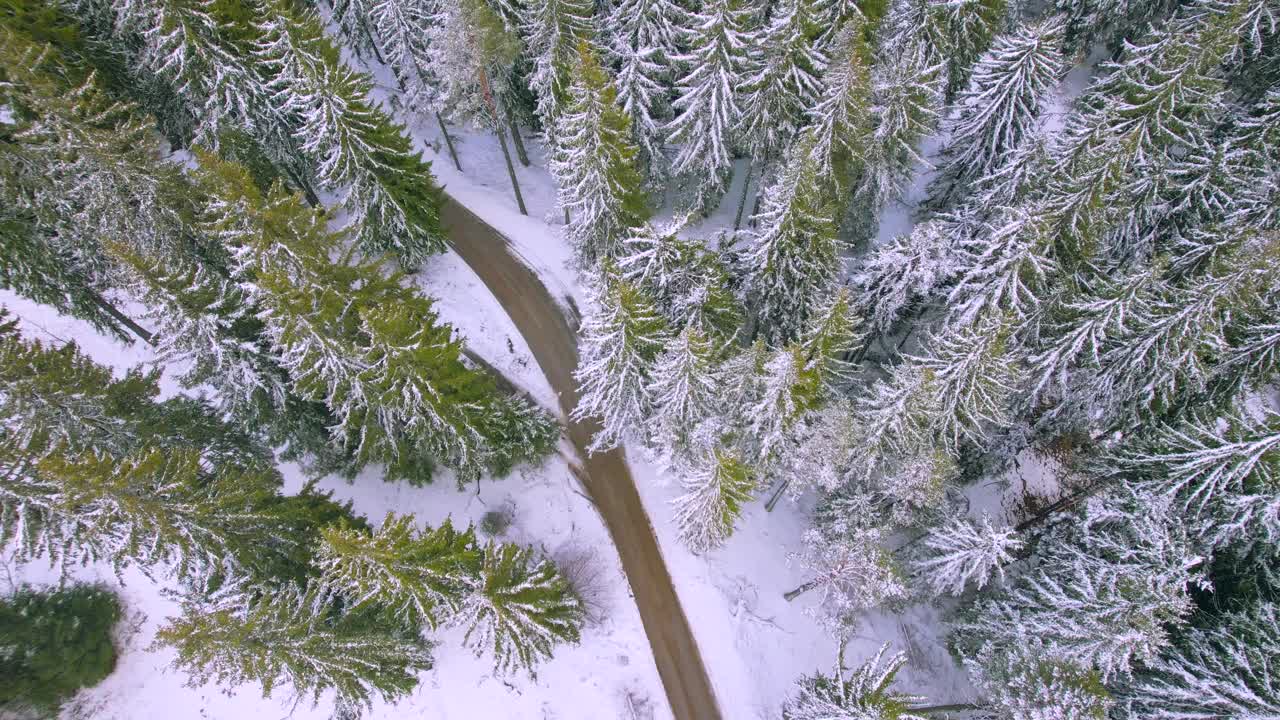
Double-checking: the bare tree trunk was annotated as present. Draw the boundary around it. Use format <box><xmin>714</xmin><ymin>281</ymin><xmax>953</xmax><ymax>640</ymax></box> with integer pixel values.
<box><xmin>764</xmin><ymin>477</ymin><xmax>789</xmax><ymax>511</ymax></box>
<box><xmin>89</xmin><ymin>291</ymin><xmax>154</xmax><ymax>345</ymax></box>
<box><xmin>783</xmin><ymin>578</ymin><xmax>820</xmax><ymax>602</ymax></box>
<box><xmin>914</xmin><ymin>703</ymin><xmax>979</xmax><ymax>715</ymax></box>
<box><xmin>733</xmin><ymin>157</ymin><xmax>754</xmax><ymax>232</ymax></box>
<box><xmin>479</xmin><ymin>68</ymin><xmax>528</xmax><ymax>215</ymax></box>
<box><xmin>504</xmin><ymin>97</ymin><xmax>531</xmax><ymax>167</ymax></box>
<box><xmin>436</xmin><ymin>112</ymin><xmax>463</xmax><ymax>171</ymax></box>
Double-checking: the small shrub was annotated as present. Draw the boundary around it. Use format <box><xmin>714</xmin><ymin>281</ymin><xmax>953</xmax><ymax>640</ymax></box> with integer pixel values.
<box><xmin>553</xmin><ymin>542</ymin><xmax>610</xmax><ymax>626</ymax></box>
<box><xmin>0</xmin><ymin>584</ymin><xmax>122</xmax><ymax>716</ymax></box>
<box><xmin>480</xmin><ymin>506</ymin><xmax>514</xmax><ymax>537</ymax></box>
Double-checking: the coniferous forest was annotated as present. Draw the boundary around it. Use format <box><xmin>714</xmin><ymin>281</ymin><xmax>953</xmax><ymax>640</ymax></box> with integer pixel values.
<box><xmin>1</xmin><ymin>0</ymin><xmax>1278</xmax><ymax>715</ymax></box>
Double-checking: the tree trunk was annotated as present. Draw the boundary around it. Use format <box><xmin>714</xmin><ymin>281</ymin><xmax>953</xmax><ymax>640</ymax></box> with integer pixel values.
<box><xmin>764</xmin><ymin>476</ymin><xmax>789</xmax><ymax>512</ymax></box>
<box><xmin>783</xmin><ymin>578</ymin><xmax>819</xmax><ymax>602</ymax></box>
<box><xmin>436</xmin><ymin>112</ymin><xmax>463</xmax><ymax>172</ymax></box>
<box><xmin>914</xmin><ymin>703</ymin><xmax>979</xmax><ymax>715</ymax></box>
<box><xmin>504</xmin><ymin>98</ymin><xmax>531</xmax><ymax>167</ymax></box>
<box><xmin>733</xmin><ymin>157</ymin><xmax>754</xmax><ymax>232</ymax></box>
<box><xmin>479</xmin><ymin>67</ymin><xmax>528</xmax><ymax>215</ymax></box>
<box><xmin>89</xmin><ymin>291</ymin><xmax>154</xmax><ymax>345</ymax></box>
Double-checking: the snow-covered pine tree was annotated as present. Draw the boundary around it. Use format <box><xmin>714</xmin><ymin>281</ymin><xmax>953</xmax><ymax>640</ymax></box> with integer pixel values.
<box><xmin>358</xmin><ymin>0</ymin><xmax>435</xmax><ymax>106</ymax></box>
<box><xmin>945</xmin><ymin>206</ymin><xmax>1056</xmax><ymax>328</ymax></box>
<box><xmin>966</xmin><ymin>642</ymin><xmax>1113</xmax><ymax>720</ymax></box>
<box><xmin>459</xmin><ymin>542</ymin><xmax>584</xmax><ymax>674</ymax></box>
<box><xmin>746</xmin><ymin>139</ymin><xmax>840</xmax><ymax>344</ymax></box>
<box><xmin>910</xmin><ymin>312</ymin><xmax>1025</xmax><ymax>451</ymax></box>
<box><xmin>665</xmin><ymin>0</ymin><xmax>752</xmax><ymax>213</ymax></box>
<box><xmin>799</xmin><ymin>287</ymin><xmax>866</xmax><ymax>395</ymax></box>
<box><xmin>618</xmin><ymin>220</ymin><xmax>744</xmax><ymax>335</ymax></box>
<box><xmin>317</xmin><ymin>514</ymin><xmax>482</xmax><ymax>629</ymax></box>
<box><xmin>932</xmin><ymin>17</ymin><xmax>1067</xmax><ymax>204</ymax></box>
<box><xmin>804</xmin><ymin>18</ymin><xmax>872</xmax><ymax>187</ymax></box>
<box><xmin>736</xmin><ymin>0</ymin><xmax>827</xmax><ymax>181</ymax></box>
<box><xmin>157</xmin><ymin>582</ymin><xmax>432</xmax><ymax>714</ymax></box>
<box><xmin>1121</xmin><ymin>601</ymin><xmax>1280</xmax><ymax>719</ymax></box>
<box><xmin>748</xmin><ymin>346</ymin><xmax>823</xmax><ymax>462</ymax></box>
<box><xmin>954</xmin><ymin>490</ymin><xmax>1202</xmax><ymax>681</ymax></box>
<box><xmin>912</xmin><ymin>514</ymin><xmax>1022</xmax><ymax>596</ymax></box>
<box><xmin>1100</xmin><ymin>405</ymin><xmax>1280</xmax><ymax>553</ymax></box>
<box><xmin>648</xmin><ymin>324</ymin><xmax>722</xmax><ymax>453</ymax></box>
<box><xmin>253</xmin><ymin>1</ymin><xmax>445</xmax><ymax>265</ymax></box>
<box><xmin>850</xmin><ymin>49</ymin><xmax>941</xmax><ymax>239</ymax></box>
<box><xmin>672</xmin><ymin>446</ymin><xmax>755</xmax><ymax>551</ymax></box>
<box><xmin>786</xmin><ymin>526</ymin><xmax>909</xmax><ymax>622</ymax></box>
<box><xmin>934</xmin><ymin>0</ymin><xmax>1008</xmax><ymax>102</ymax></box>
<box><xmin>846</xmin><ymin>360</ymin><xmax>937</xmax><ymax>484</ymax></box>
<box><xmin>521</xmin><ymin>0</ymin><xmax>596</xmax><ymax>132</ymax></box>
<box><xmin>572</xmin><ymin>266</ymin><xmax>669</xmax><ymax>452</ymax></box>
<box><xmin>0</xmin><ymin>321</ymin><xmax>317</xmax><ymax>585</ymax></box>
<box><xmin>0</xmin><ymin>35</ymin><xmax>191</xmax><ymax>340</ymax></box>
<box><xmin>782</xmin><ymin>643</ymin><xmax>926</xmax><ymax>720</ymax></box>
<box><xmin>607</xmin><ymin>0</ymin><xmax>683</xmax><ymax>181</ymax></box>
<box><xmin>550</xmin><ymin>42</ymin><xmax>650</xmax><ymax>264</ymax></box>
<box><xmin>849</xmin><ymin>220</ymin><xmax>955</xmax><ymax>337</ymax></box>
<box><xmin>195</xmin><ymin>153</ymin><xmax>555</xmax><ymax>483</ymax></box>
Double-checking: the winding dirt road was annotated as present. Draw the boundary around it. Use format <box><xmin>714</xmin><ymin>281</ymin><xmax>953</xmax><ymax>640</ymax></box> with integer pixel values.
<box><xmin>441</xmin><ymin>198</ymin><xmax>723</xmax><ymax>720</ymax></box>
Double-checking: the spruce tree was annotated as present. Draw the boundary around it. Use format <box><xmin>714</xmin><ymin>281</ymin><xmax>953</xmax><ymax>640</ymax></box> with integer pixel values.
<box><xmin>0</xmin><ymin>584</ymin><xmax>121</xmax><ymax>715</ymax></box>
<box><xmin>572</xmin><ymin>266</ymin><xmax>669</xmax><ymax>452</ymax></box>
<box><xmin>913</xmin><ymin>514</ymin><xmax>1022</xmax><ymax>596</ymax></box>
<box><xmin>665</xmin><ymin>0</ymin><xmax>752</xmax><ymax>213</ymax></box>
<box><xmin>317</xmin><ymin>514</ymin><xmax>481</xmax><ymax>629</ymax></box>
<box><xmin>607</xmin><ymin>0</ymin><xmax>683</xmax><ymax>181</ymax></box>
<box><xmin>648</xmin><ymin>324</ymin><xmax>723</xmax><ymax>453</ymax></box>
<box><xmin>549</xmin><ymin>43</ymin><xmax>650</xmax><ymax>263</ymax></box>
<box><xmin>932</xmin><ymin>18</ymin><xmax>1067</xmax><ymax>203</ymax></box>
<box><xmin>253</xmin><ymin>2</ymin><xmax>445</xmax><ymax>265</ymax></box>
<box><xmin>459</xmin><ymin>542</ymin><xmax>584</xmax><ymax>675</ymax></box>
<box><xmin>782</xmin><ymin>643</ymin><xmax>926</xmax><ymax>720</ymax></box>
<box><xmin>803</xmin><ymin>18</ymin><xmax>872</xmax><ymax>188</ymax></box>
<box><xmin>157</xmin><ymin>583</ymin><xmax>431</xmax><ymax>713</ymax></box>
<box><xmin>746</xmin><ymin>139</ymin><xmax>840</xmax><ymax>344</ymax></box>
<box><xmin>672</xmin><ymin>447</ymin><xmax>755</xmax><ymax>552</ymax></box>
<box><xmin>521</xmin><ymin>0</ymin><xmax>596</xmax><ymax>132</ymax></box>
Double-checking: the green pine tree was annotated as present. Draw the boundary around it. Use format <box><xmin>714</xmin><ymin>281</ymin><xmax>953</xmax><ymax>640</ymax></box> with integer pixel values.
<box><xmin>460</xmin><ymin>542</ymin><xmax>584</xmax><ymax>675</ymax></box>
<box><xmin>317</xmin><ymin>514</ymin><xmax>482</xmax><ymax>629</ymax></box>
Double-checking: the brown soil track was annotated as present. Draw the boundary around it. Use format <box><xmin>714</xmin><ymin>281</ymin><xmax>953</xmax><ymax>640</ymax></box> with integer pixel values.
<box><xmin>441</xmin><ymin>197</ymin><xmax>723</xmax><ymax>720</ymax></box>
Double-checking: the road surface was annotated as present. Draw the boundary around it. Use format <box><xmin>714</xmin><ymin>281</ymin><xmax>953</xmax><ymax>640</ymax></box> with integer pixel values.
<box><xmin>441</xmin><ymin>198</ymin><xmax>723</xmax><ymax>720</ymax></box>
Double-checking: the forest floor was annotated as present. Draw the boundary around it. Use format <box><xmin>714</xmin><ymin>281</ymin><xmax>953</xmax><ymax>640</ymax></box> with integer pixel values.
<box><xmin>441</xmin><ymin>197</ymin><xmax>722</xmax><ymax>720</ymax></box>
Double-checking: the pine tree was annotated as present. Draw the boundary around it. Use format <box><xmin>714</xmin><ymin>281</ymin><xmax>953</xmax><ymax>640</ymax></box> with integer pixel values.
<box><xmin>607</xmin><ymin>0</ymin><xmax>683</xmax><ymax>181</ymax></box>
<box><xmin>156</xmin><ymin>583</ymin><xmax>431</xmax><ymax>713</ymax></box>
<box><xmin>850</xmin><ymin>220</ymin><xmax>955</xmax><ymax>336</ymax></box>
<box><xmin>550</xmin><ymin>43</ymin><xmax>650</xmax><ymax>263</ymax></box>
<box><xmin>572</xmin><ymin>267</ymin><xmax>668</xmax><ymax>452</ymax></box>
<box><xmin>782</xmin><ymin>643</ymin><xmax>926</xmax><ymax>720</ymax></box>
<box><xmin>736</xmin><ymin>0</ymin><xmax>827</xmax><ymax>168</ymax></box>
<box><xmin>521</xmin><ymin>0</ymin><xmax>596</xmax><ymax>131</ymax></box>
<box><xmin>361</xmin><ymin>0</ymin><xmax>435</xmax><ymax>106</ymax></box>
<box><xmin>800</xmin><ymin>287</ymin><xmax>866</xmax><ymax>394</ymax></box>
<box><xmin>804</xmin><ymin>18</ymin><xmax>872</xmax><ymax>185</ymax></box>
<box><xmin>785</xmin><ymin>526</ymin><xmax>908</xmax><ymax>622</ymax></box>
<box><xmin>253</xmin><ymin>2</ymin><xmax>445</xmax><ymax>265</ymax></box>
<box><xmin>648</xmin><ymin>324</ymin><xmax>722</xmax><ymax>452</ymax></box>
<box><xmin>0</xmin><ymin>322</ymin><xmax>319</xmax><ymax>586</ymax></box>
<box><xmin>1121</xmin><ymin>602</ymin><xmax>1280</xmax><ymax>719</ymax></box>
<box><xmin>317</xmin><ymin>514</ymin><xmax>482</xmax><ymax>629</ymax></box>
<box><xmin>955</xmin><ymin>492</ymin><xmax>1202</xmax><ymax>681</ymax></box>
<box><xmin>935</xmin><ymin>0</ymin><xmax>1008</xmax><ymax>102</ymax></box>
<box><xmin>459</xmin><ymin>542</ymin><xmax>584</xmax><ymax>675</ymax></box>
<box><xmin>966</xmin><ymin>642</ymin><xmax>1113</xmax><ymax>720</ymax></box>
<box><xmin>913</xmin><ymin>514</ymin><xmax>1022</xmax><ymax>595</ymax></box>
<box><xmin>672</xmin><ymin>447</ymin><xmax>755</xmax><ymax>551</ymax></box>
<box><xmin>746</xmin><ymin>140</ymin><xmax>840</xmax><ymax>344</ymax></box>
<box><xmin>195</xmin><ymin>154</ymin><xmax>554</xmax><ymax>483</ymax></box>
<box><xmin>618</xmin><ymin>220</ymin><xmax>742</xmax><ymax>334</ymax></box>
<box><xmin>665</xmin><ymin>0</ymin><xmax>752</xmax><ymax>212</ymax></box>
<box><xmin>0</xmin><ymin>584</ymin><xmax>121</xmax><ymax>715</ymax></box>
<box><xmin>933</xmin><ymin>18</ymin><xmax>1066</xmax><ymax>203</ymax></box>
<box><xmin>748</xmin><ymin>346</ymin><xmax>822</xmax><ymax>462</ymax></box>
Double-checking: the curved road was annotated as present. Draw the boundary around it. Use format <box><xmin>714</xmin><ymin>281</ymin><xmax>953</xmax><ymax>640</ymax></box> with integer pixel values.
<box><xmin>441</xmin><ymin>198</ymin><xmax>723</xmax><ymax>720</ymax></box>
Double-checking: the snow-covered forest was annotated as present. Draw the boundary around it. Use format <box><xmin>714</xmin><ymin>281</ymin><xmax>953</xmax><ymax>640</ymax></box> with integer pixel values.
<box><xmin>1</xmin><ymin>0</ymin><xmax>1279</xmax><ymax>716</ymax></box>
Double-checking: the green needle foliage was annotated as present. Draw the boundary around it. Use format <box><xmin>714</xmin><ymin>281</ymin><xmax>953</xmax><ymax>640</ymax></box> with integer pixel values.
<box><xmin>0</xmin><ymin>584</ymin><xmax>122</xmax><ymax>716</ymax></box>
